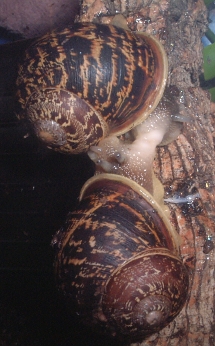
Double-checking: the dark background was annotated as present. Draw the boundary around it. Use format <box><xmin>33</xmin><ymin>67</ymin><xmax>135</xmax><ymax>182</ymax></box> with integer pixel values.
<box><xmin>0</xmin><ymin>38</ymin><xmax>120</xmax><ymax>346</ymax></box>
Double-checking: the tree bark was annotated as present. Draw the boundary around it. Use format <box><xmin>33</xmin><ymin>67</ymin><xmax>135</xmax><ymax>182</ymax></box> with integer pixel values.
<box><xmin>78</xmin><ymin>1</ymin><xmax>215</xmax><ymax>345</ymax></box>
<box><xmin>0</xmin><ymin>1</ymin><xmax>214</xmax><ymax>345</ymax></box>
<box><xmin>0</xmin><ymin>0</ymin><xmax>80</xmax><ymax>38</ymax></box>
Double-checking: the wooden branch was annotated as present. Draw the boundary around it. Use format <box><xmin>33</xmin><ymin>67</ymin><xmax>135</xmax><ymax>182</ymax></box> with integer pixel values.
<box><xmin>79</xmin><ymin>1</ymin><xmax>215</xmax><ymax>345</ymax></box>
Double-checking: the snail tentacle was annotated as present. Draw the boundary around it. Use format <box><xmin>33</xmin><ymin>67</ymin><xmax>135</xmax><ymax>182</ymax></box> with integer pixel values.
<box><xmin>171</xmin><ymin>113</ymin><xmax>193</xmax><ymax>123</ymax></box>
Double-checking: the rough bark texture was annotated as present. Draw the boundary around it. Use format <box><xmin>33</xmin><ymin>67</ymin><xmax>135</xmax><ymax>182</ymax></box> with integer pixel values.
<box><xmin>78</xmin><ymin>1</ymin><xmax>215</xmax><ymax>345</ymax></box>
<box><xmin>0</xmin><ymin>0</ymin><xmax>80</xmax><ymax>38</ymax></box>
<box><xmin>0</xmin><ymin>1</ymin><xmax>215</xmax><ymax>345</ymax></box>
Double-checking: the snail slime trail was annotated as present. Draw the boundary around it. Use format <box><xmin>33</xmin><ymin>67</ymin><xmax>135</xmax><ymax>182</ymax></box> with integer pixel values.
<box><xmin>15</xmin><ymin>17</ymin><xmax>189</xmax><ymax>342</ymax></box>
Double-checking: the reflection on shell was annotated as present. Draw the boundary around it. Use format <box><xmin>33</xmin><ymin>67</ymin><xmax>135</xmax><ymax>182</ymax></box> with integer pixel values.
<box><xmin>33</xmin><ymin>119</ymin><xmax>67</xmax><ymax>147</ymax></box>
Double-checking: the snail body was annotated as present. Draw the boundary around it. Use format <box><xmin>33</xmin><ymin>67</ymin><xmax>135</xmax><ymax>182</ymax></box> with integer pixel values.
<box><xmin>16</xmin><ymin>20</ymin><xmax>168</xmax><ymax>153</ymax></box>
<box><xmin>52</xmin><ymin>173</ymin><xmax>189</xmax><ymax>340</ymax></box>
<box><xmin>88</xmin><ymin>86</ymin><xmax>184</xmax><ymax>200</ymax></box>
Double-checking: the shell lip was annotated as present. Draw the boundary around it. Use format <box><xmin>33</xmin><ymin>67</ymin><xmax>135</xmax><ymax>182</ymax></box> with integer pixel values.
<box><xmin>137</xmin><ymin>31</ymin><xmax>168</xmax><ymax>94</ymax></box>
<box><xmin>79</xmin><ymin>173</ymin><xmax>179</xmax><ymax>254</ymax></box>
<box><xmin>136</xmin><ymin>31</ymin><xmax>168</xmax><ymax>113</ymax></box>
<box><xmin>109</xmin><ymin>31</ymin><xmax>168</xmax><ymax>137</ymax></box>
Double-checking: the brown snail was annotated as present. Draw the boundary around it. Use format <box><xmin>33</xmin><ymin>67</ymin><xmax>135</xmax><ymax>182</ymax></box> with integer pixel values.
<box><xmin>52</xmin><ymin>172</ymin><xmax>189</xmax><ymax>341</ymax></box>
<box><xmin>15</xmin><ymin>15</ymin><xmax>190</xmax><ymax>341</ymax></box>
<box><xmin>15</xmin><ymin>17</ymin><xmax>169</xmax><ymax>154</ymax></box>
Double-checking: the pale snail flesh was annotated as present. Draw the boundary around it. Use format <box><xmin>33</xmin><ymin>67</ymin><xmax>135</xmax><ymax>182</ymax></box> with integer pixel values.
<box><xmin>52</xmin><ymin>173</ymin><xmax>189</xmax><ymax>341</ymax></box>
<box><xmin>88</xmin><ymin>87</ymin><xmax>184</xmax><ymax>201</ymax></box>
<box><xmin>16</xmin><ymin>19</ymin><xmax>168</xmax><ymax>153</ymax></box>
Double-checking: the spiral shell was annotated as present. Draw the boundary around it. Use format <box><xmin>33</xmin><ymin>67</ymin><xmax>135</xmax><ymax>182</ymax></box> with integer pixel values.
<box><xmin>25</xmin><ymin>88</ymin><xmax>108</xmax><ymax>153</ymax></box>
<box><xmin>52</xmin><ymin>174</ymin><xmax>189</xmax><ymax>340</ymax></box>
<box><xmin>16</xmin><ymin>21</ymin><xmax>168</xmax><ymax>153</ymax></box>
<box><xmin>103</xmin><ymin>248</ymin><xmax>188</xmax><ymax>337</ymax></box>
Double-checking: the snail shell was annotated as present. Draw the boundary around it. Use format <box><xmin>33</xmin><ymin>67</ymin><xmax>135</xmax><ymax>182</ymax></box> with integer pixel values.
<box><xmin>16</xmin><ymin>21</ymin><xmax>168</xmax><ymax>153</ymax></box>
<box><xmin>52</xmin><ymin>173</ymin><xmax>189</xmax><ymax>340</ymax></box>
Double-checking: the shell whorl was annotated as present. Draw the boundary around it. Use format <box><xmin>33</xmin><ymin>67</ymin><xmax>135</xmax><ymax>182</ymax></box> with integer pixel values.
<box><xmin>26</xmin><ymin>88</ymin><xmax>108</xmax><ymax>153</ymax></box>
<box><xmin>16</xmin><ymin>22</ymin><xmax>168</xmax><ymax>153</ymax></box>
<box><xmin>53</xmin><ymin>174</ymin><xmax>188</xmax><ymax>340</ymax></box>
<box><xmin>133</xmin><ymin>295</ymin><xmax>172</xmax><ymax>327</ymax></box>
<box><xmin>103</xmin><ymin>248</ymin><xmax>188</xmax><ymax>337</ymax></box>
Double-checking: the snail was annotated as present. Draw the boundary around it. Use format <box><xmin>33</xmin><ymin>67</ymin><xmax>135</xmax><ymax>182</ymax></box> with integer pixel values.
<box><xmin>51</xmin><ymin>83</ymin><xmax>189</xmax><ymax>341</ymax></box>
<box><xmin>15</xmin><ymin>14</ymin><xmax>190</xmax><ymax>340</ymax></box>
<box><xmin>52</xmin><ymin>171</ymin><xmax>189</xmax><ymax>341</ymax></box>
<box><xmin>15</xmin><ymin>15</ymin><xmax>170</xmax><ymax>154</ymax></box>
